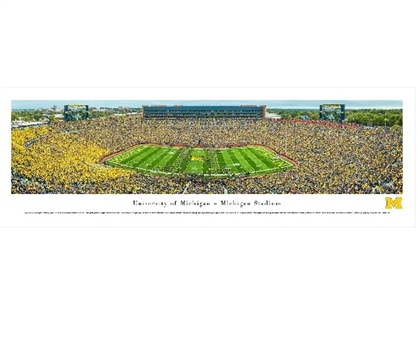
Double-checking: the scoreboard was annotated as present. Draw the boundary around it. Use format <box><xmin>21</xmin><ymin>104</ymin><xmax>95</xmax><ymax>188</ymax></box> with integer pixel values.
<box><xmin>64</xmin><ymin>104</ymin><xmax>89</xmax><ymax>121</ymax></box>
<box><xmin>319</xmin><ymin>104</ymin><xmax>345</xmax><ymax>122</ymax></box>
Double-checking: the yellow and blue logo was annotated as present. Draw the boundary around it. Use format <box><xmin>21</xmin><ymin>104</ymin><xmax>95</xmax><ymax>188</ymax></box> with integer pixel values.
<box><xmin>385</xmin><ymin>197</ymin><xmax>402</xmax><ymax>209</ymax></box>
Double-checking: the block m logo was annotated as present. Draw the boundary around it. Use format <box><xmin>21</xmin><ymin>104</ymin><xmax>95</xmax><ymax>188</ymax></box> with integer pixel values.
<box><xmin>385</xmin><ymin>197</ymin><xmax>402</xmax><ymax>209</ymax></box>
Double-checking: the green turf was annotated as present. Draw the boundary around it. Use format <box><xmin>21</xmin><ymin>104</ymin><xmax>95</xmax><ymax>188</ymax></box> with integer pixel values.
<box><xmin>105</xmin><ymin>144</ymin><xmax>294</xmax><ymax>178</ymax></box>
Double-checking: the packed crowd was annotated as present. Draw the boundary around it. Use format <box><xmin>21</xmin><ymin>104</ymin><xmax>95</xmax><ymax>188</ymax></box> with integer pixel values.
<box><xmin>11</xmin><ymin>117</ymin><xmax>403</xmax><ymax>194</ymax></box>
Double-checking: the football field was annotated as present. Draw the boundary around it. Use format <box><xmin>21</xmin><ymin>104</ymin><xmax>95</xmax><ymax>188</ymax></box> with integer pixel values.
<box><xmin>105</xmin><ymin>144</ymin><xmax>294</xmax><ymax>178</ymax></box>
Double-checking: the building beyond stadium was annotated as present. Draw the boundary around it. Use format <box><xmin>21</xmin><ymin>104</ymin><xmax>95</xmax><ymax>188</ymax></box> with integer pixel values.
<box><xmin>142</xmin><ymin>105</ymin><xmax>266</xmax><ymax>119</ymax></box>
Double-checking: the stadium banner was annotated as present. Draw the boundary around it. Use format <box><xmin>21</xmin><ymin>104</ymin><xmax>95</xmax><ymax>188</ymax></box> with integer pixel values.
<box><xmin>2</xmin><ymin>87</ymin><xmax>415</xmax><ymax>228</ymax></box>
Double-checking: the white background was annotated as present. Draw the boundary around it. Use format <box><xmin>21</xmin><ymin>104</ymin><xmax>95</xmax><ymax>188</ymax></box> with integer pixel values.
<box><xmin>1</xmin><ymin>1</ymin><xmax>417</xmax><ymax>357</ymax></box>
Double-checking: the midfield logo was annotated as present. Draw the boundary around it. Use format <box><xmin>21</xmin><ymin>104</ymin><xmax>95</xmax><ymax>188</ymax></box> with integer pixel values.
<box><xmin>385</xmin><ymin>197</ymin><xmax>402</xmax><ymax>209</ymax></box>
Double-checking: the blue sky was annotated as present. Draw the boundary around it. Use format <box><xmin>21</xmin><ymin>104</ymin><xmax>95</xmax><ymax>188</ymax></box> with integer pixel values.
<box><xmin>12</xmin><ymin>100</ymin><xmax>402</xmax><ymax>110</ymax></box>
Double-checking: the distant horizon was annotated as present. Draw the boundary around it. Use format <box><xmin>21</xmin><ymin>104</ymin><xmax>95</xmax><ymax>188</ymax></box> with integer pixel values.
<box><xmin>11</xmin><ymin>100</ymin><xmax>403</xmax><ymax>110</ymax></box>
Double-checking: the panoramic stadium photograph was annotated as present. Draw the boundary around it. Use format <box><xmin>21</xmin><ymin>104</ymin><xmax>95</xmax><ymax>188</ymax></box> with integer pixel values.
<box><xmin>11</xmin><ymin>100</ymin><xmax>403</xmax><ymax>194</ymax></box>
